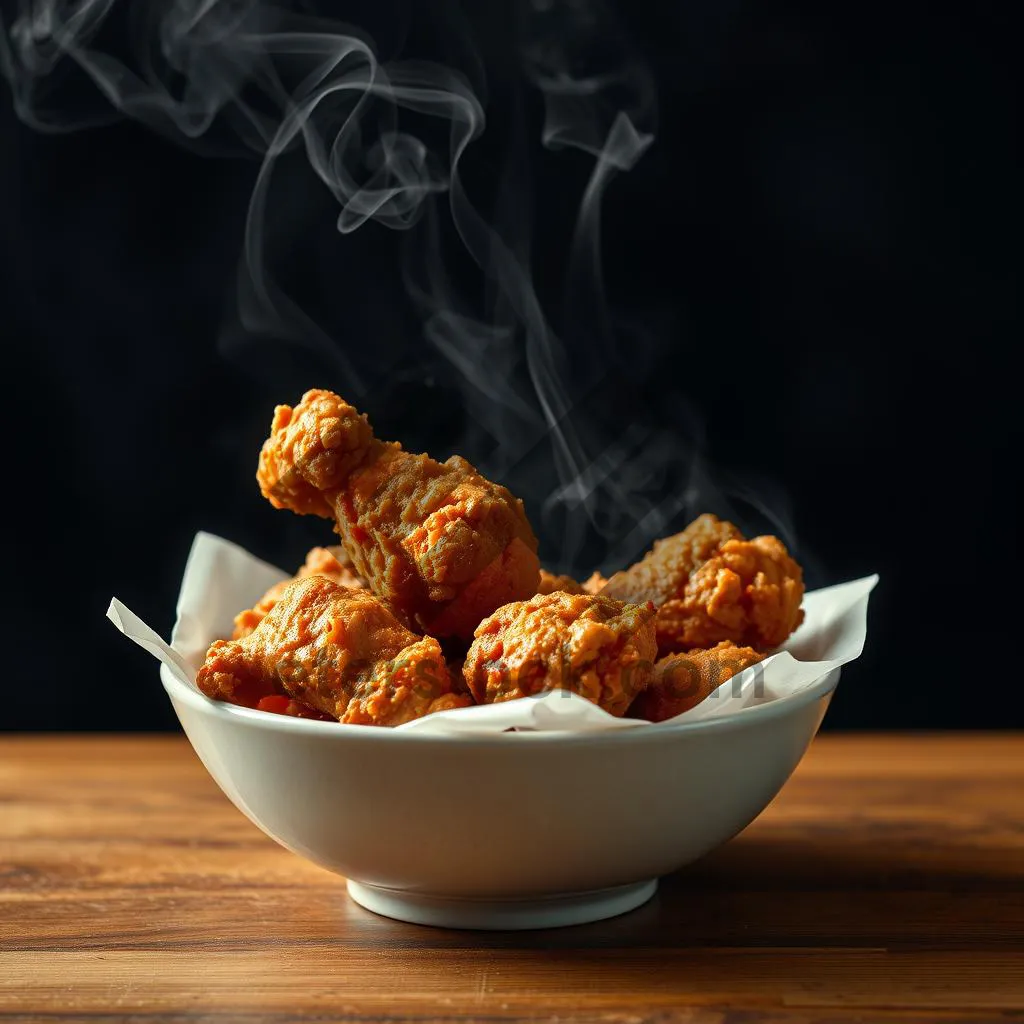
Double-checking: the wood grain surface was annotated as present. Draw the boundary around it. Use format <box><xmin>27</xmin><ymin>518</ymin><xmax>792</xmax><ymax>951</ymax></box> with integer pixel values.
<box><xmin>1</xmin><ymin>733</ymin><xmax>1022</xmax><ymax>1022</ymax></box>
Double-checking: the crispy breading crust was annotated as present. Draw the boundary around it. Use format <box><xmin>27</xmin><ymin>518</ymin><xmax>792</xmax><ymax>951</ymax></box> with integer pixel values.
<box><xmin>602</xmin><ymin>514</ymin><xmax>742</xmax><ymax>607</ymax></box>
<box><xmin>198</xmin><ymin>575</ymin><xmax>466</xmax><ymax>726</ymax></box>
<box><xmin>536</xmin><ymin>569</ymin><xmax>586</xmax><ymax>596</ymax></box>
<box><xmin>232</xmin><ymin>546</ymin><xmax>365</xmax><ymax>639</ymax></box>
<box><xmin>256</xmin><ymin>390</ymin><xmax>540</xmax><ymax>640</ymax></box>
<box><xmin>535</xmin><ymin>570</ymin><xmax>607</xmax><ymax>596</ymax></box>
<box><xmin>628</xmin><ymin>641</ymin><xmax>765</xmax><ymax>722</ymax></box>
<box><xmin>602</xmin><ymin>515</ymin><xmax>804</xmax><ymax>654</ymax></box>
<box><xmin>463</xmin><ymin>591</ymin><xmax>657</xmax><ymax>716</ymax></box>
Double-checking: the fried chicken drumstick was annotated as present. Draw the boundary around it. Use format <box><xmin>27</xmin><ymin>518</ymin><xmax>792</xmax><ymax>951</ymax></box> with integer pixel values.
<box><xmin>257</xmin><ymin>390</ymin><xmax>540</xmax><ymax>640</ymax></box>
<box><xmin>628</xmin><ymin>641</ymin><xmax>765</xmax><ymax>722</ymax></box>
<box><xmin>463</xmin><ymin>591</ymin><xmax>657</xmax><ymax>716</ymax></box>
<box><xmin>602</xmin><ymin>514</ymin><xmax>804</xmax><ymax>655</ymax></box>
<box><xmin>198</xmin><ymin>575</ymin><xmax>467</xmax><ymax>726</ymax></box>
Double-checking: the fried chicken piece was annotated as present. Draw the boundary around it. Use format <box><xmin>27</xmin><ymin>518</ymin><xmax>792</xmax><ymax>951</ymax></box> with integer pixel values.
<box><xmin>316</xmin><ymin>544</ymin><xmax>363</xmax><ymax>581</ymax></box>
<box><xmin>257</xmin><ymin>390</ymin><xmax>540</xmax><ymax>640</ymax></box>
<box><xmin>420</xmin><ymin>692</ymin><xmax>474</xmax><ymax>714</ymax></box>
<box><xmin>536</xmin><ymin>569</ymin><xmax>586</xmax><ymax>596</ymax></box>
<box><xmin>232</xmin><ymin>545</ymin><xmax>365</xmax><ymax>639</ymax></box>
<box><xmin>628</xmin><ymin>641</ymin><xmax>765</xmax><ymax>722</ymax></box>
<box><xmin>536</xmin><ymin>569</ymin><xmax>607</xmax><ymax>596</ymax></box>
<box><xmin>660</xmin><ymin>535</ymin><xmax>804</xmax><ymax>651</ymax></box>
<box><xmin>602</xmin><ymin>514</ymin><xmax>743</xmax><ymax>608</ymax></box>
<box><xmin>602</xmin><ymin>514</ymin><xmax>804</xmax><ymax>654</ymax></box>
<box><xmin>463</xmin><ymin>592</ymin><xmax>657</xmax><ymax>716</ymax></box>
<box><xmin>198</xmin><ymin>575</ymin><xmax>462</xmax><ymax>726</ymax></box>
<box><xmin>255</xmin><ymin>695</ymin><xmax>334</xmax><ymax>721</ymax></box>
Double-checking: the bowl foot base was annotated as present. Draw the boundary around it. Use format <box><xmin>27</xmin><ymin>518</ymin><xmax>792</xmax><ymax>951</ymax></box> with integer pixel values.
<box><xmin>347</xmin><ymin>878</ymin><xmax>657</xmax><ymax>930</ymax></box>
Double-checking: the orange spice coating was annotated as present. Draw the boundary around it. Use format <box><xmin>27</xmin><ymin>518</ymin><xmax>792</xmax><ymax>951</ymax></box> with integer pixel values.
<box><xmin>463</xmin><ymin>591</ymin><xmax>657</xmax><ymax>716</ymax></box>
<box><xmin>256</xmin><ymin>390</ymin><xmax>540</xmax><ymax>640</ymax></box>
<box><xmin>232</xmin><ymin>546</ymin><xmax>364</xmax><ymax>639</ymax></box>
<box><xmin>536</xmin><ymin>569</ymin><xmax>586</xmax><ymax>596</ymax></box>
<box><xmin>255</xmin><ymin>694</ymin><xmax>334</xmax><ymax>721</ymax></box>
<box><xmin>628</xmin><ymin>641</ymin><xmax>765</xmax><ymax>722</ymax></box>
<box><xmin>198</xmin><ymin>575</ymin><xmax>464</xmax><ymax>726</ymax></box>
<box><xmin>602</xmin><ymin>514</ymin><xmax>804</xmax><ymax>654</ymax></box>
<box><xmin>658</xmin><ymin>535</ymin><xmax>805</xmax><ymax>651</ymax></box>
<box><xmin>536</xmin><ymin>570</ymin><xmax>607</xmax><ymax>596</ymax></box>
<box><xmin>602</xmin><ymin>514</ymin><xmax>742</xmax><ymax>607</ymax></box>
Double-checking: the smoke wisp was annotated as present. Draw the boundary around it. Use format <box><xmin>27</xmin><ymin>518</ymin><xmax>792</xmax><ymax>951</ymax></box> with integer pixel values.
<box><xmin>1</xmin><ymin>0</ymin><xmax>799</xmax><ymax>574</ymax></box>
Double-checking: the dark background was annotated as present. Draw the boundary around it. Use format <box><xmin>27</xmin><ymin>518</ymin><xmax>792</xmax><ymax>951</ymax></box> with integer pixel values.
<box><xmin>1</xmin><ymin>2</ymin><xmax>1019</xmax><ymax>731</ymax></box>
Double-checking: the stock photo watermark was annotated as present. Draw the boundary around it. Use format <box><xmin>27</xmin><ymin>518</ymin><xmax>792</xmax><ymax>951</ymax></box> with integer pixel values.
<box><xmin>272</xmin><ymin>643</ymin><xmax>766</xmax><ymax>706</ymax></box>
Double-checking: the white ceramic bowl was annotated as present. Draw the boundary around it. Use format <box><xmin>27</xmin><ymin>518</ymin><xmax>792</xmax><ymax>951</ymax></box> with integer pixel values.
<box><xmin>161</xmin><ymin>664</ymin><xmax>839</xmax><ymax>929</ymax></box>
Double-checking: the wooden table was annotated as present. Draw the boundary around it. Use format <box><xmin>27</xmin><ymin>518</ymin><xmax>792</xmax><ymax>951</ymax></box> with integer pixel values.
<box><xmin>1</xmin><ymin>734</ymin><xmax>1021</xmax><ymax>1021</ymax></box>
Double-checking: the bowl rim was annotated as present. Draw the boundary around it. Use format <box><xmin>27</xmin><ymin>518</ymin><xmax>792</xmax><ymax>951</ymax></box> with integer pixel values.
<box><xmin>160</xmin><ymin>664</ymin><xmax>840</xmax><ymax>747</ymax></box>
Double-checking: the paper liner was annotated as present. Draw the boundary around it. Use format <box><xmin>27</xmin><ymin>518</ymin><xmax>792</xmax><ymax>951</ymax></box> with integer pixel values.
<box><xmin>108</xmin><ymin>531</ymin><xmax>876</xmax><ymax>733</ymax></box>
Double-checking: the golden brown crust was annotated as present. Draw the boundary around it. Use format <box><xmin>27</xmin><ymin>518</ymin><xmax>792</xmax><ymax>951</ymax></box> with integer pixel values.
<box><xmin>231</xmin><ymin>579</ymin><xmax>293</xmax><ymax>642</ymax></box>
<box><xmin>602</xmin><ymin>515</ymin><xmax>804</xmax><ymax>654</ymax></box>
<box><xmin>253</xmin><ymin>695</ymin><xmax>334</xmax><ymax>720</ymax></box>
<box><xmin>425</xmin><ymin>692</ymin><xmax>475</xmax><ymax>714</ymax></box>
<box><xmin>656</xmin><ymin>536</ymin><xmax>805</xmax><ymax>651</ymax></box>
<box><xmin>257</xmin><ymin>391</ymin><xmax>374</xmax><ymax>517</ymax></box>
<box><xmin>231</xmin><ymin>546</ymin><xmax>365</xmax><ymax>639</ymax></box>
<box><xmin>198</xmin><ymin>575</ymin><xmax>456</xmax><ymax>726</ymax></box>
<box><xmin>602</xmin><ymin>514</ymin><xmax>743</xmax><ymax>607</ymax></box>
<box><xmin>536</xmin><ymin>570</ymin><xmax>586</xmax><ymax>596</ymax></box>
<box><xmin>256</xmin><ymin>391</ymin><xmax>540</xmax><ymax>639</ymax></box>
<box><xmin>462</xmin><ymin>591</ymin><xmax>657</xmax><ymax>716</ymax></box>
<box><xmin>535</xmin><ymin>570</ymin><xmax>607</xmax><ymax>597</ymax></box>
<box><xmin>628</xmin><ymin>641</ymin><xmax>765</xmax><ymax>722</ymax></box>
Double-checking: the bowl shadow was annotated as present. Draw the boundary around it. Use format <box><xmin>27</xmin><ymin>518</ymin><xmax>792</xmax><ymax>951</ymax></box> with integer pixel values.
<box><xmin>371</xmin><ymin>828</ymin><xmax>1024</xmax><ymax>952</ymax></box>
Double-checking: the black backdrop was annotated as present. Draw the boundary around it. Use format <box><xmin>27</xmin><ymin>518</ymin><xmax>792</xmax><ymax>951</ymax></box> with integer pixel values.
<box><xmin>1</xmin><ymin>2</ymin><xmax>1019</xmax><ymax>731</ymax></box>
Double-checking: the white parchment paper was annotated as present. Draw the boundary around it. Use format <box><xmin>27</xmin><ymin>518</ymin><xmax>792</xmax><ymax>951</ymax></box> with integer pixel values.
<box><xmin>108</xmin><ymin>531</ymin><xmax>877</xmax><ymax>733</ymax></box>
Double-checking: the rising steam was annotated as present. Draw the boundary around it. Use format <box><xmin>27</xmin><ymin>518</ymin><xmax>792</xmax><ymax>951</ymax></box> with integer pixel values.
<box><xmin>1</xmin><ymin>0</ymin><xmax>799</xmax><ymax>573</ymax></box>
